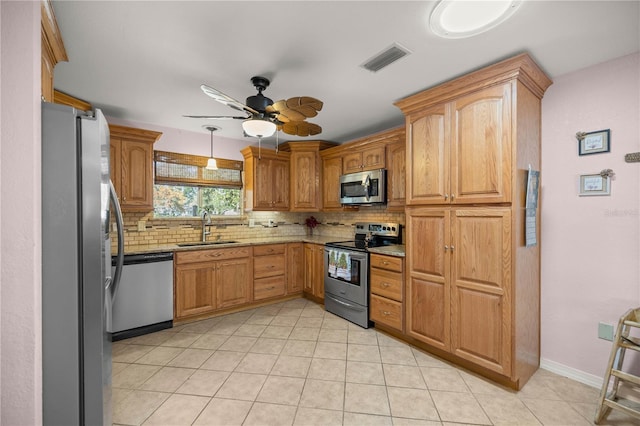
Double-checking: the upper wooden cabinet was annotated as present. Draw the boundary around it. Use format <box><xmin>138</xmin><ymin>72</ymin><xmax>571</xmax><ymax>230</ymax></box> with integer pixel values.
<box><xmin>343</xmin><ymin>143</ymin><xmax>385</xmax><ymax>173</ymax></box>
<box><xmin>109</xmin><ymin>124</ymin><xmax>162</xmax><ymax>211</ymax></box>
<box><xmin>241</xmin><ymin>146</ymin><xmax>290</xmax><ymax>211</ymax></box>
<box><xmin>384</xmin><ymin>128</ymin><xmax>406</xmax><ymax>210</ymax></box>
<box><xmin>397</xmin><ymin>53</ymin><xmax>552</xmax><ymax>207</ymax></box>
<box><xmin>320</xmin><ymin>153</ymin><xmax>344</xmax><ymax>211</ymax></box>
<box><xmin>280</xmin><ymin>141</ymin><xmax>337</xmax><ymax>212</ymax></box>
<box><xmin>41</xmin><ymin>0</ymin><xmax>68</xmax><ymax>102</ymax></box>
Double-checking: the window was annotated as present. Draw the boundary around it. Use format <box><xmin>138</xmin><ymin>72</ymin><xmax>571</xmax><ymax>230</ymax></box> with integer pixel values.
<box><xmin>153</xmin><ymin>151</ymin><xmax>243</xmax><ymax>217</ymax></box>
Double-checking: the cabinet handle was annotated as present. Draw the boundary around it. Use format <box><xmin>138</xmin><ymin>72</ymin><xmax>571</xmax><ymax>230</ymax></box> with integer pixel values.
<box><xmin>382</xmin><ymin>282</ymin><xmax>391</xmax><ymax>287</ymax></box>
<box><xmin>383</xmin><ymin>311</ymin><xmax>391</xmax><ymax>316</ymax></box>
<box><xmin>212</xmin><ymin>253</ymin><xmax>222</xmax><ymax>257</ymax></box>
<box><xmin>382</xmin><ymin>261</ymin><xmax>389</xmax><ymax>265</ymax></box>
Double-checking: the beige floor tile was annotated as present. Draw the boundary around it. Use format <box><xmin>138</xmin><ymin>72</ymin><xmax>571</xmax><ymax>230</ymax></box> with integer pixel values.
<box><xmin>572</xmin><ymin>401</ymin><xmax>639</xmax><ymax>425</ymax></box>
<box><xmin>249</xmin><ymin>337</ymin><xmax>286</xmax><ymax>354</ymax></box>
<box><xmin>125</xmin><ymin>330</ymin><xmax>174</xmax><ymax>346</ymax></box>
<box><xmin>218</xmin><ymin>335</ymin><xmax>258</xmax><ymax>352</ymax></box>
<box><xmin>256</xmin><ymin>375</ymin><xmax>305</xmax><ymax>405</ymax></box>
<box><xmin>299</xmin><ymin>379</ymin><xmax>345</xmax><ymax>410</ymax></box>
<box><xmin>314</xmin><ymin>341</ymin><xmax>348</xmax><ymax>359</ymax></box>
<box><xmin>421</xmin><ymin>367</ymin><xmax>468</xmax><ymax>392</ymax></box>
<box><xmin>160</xmin><ymin>332</ymin><xmax>202</xmax><ymax>348</ymax></box>
<box><xmin>260</xmin><ymin>325</ymin><xmax>293</xmax><ymax>339</ymax></box>
<box><xmin>189</xmin><ymin>333</ymin><xmax>228</xmax><ymax>350</ymax></box>
<box><xmin>387</xmin><ymin>387</ymin><xmax>439</xmax><ymax>420</ymax></box>
<box><xmin>322</xmin><ymin>315</ymin><xmax>350</xmax><ymax>330</ymax></box>
<box><xmin>308</xmin><ymin>358</ymin><xmax>346</xmax><ymax>381</ymax></box>
<box><xmin>283</xmin><ymin>298</ymin><xmax>308</xmax><ymax>308</ymax></box>
<box><xmin>540</xmin><ymin>373</ymin><xmax>601</xmax><ymax>403</ymax></box>
<box><xmin>113</xmin><ymin>362</ymin><xmax>130</xmax><ymax>375</ymax></box>
<box><xmin>245</xmin><ymin>314</ymin><xmax>275</xmax><ymax>325</ymax></box>
<box><xmin>391</xmin><ymin>418</ymin><xmax>442</xmax><ymax>426</ymax></box>
<box><xmin>166</xmin><ymin>348</ymin><xmax>214</xmax><ymax>369</ymax></box>
<box><xmin>348</xmin><ymin>343</ymin><xmax>382</xmax><ymax>362</ymax></box>
<box><xmin>244</xmin><ymin>401</ymin><xmax>297</xmax><ymax>426</ymax></box>
<box><xmin>349</xmin><ymin>330</ymin><xmax>379</xmax><ymax>345</ymax></box>
<box><xmin>459</xmin><ymin>370</ymin><xmax>513</xmax><ymax>396</ymax></box>
<box><xmin>411</xmin><ymin>348</ymin><xmax>453</xmax><ymax>368</ymax></box>
<box><xmin>113</xmin><ymin>363</ymin><xmax>161</xmax><ymax>389</ymax></box>
<box><xmin>215</xmin><ymin>372</ymin><xmax>267</xmax><ymax>401</ymax></box>
<box><xmin>279</xmin><ymin>307</ymin><xmax>304</xmax><ymax>317</ymax></box>
<box><xmin>380</xmin><ymin>345</ymin><xmax>418</xmax><ymax>366</ymax></box>
<box><xmin>207</xmin><ymin>322</ymin><xmax>242</xmax><ymax>335</ymax></box>
<box><xmin>475</xmin><ymin>393</ymin><xmax>542</xmax><ymax>425</ymax></box>
<box><xmin>113</xmin><ymin>344</ymin><xmax>155</xmax><ymax>363</ymax></box>
<box><xmin>234</xmin><ymin>323</ymin><xmax>267</xmax><ymax>337</ymax></box>
<box><xmin>139</xmin><ymin>366</ymin><xmax>195</xmax><ymax>392</ymax></box>
<box><xmin>517</xmin><ymin>372</ymin><xmax>563</xmax><ymax>400</ymax></box>
<box><xmin>384</xmin><ymin>364</ymin><xmax>427</xmax><ymax>389</ymax></box>
<box><xmin>343</xmin><ymin>411</ymin><xmax>393</xmax><ymax>425</ymax></box>
<box><xmin>281</xmin><ymin>339</ymin><xmax>317</xmax><ymax>357</ymax></box>
<box><xmin>345</xmin><ymin>382</ymin><xmax>391</xmax><ymax>416</ymax></box>
<box><xmin>112</xmin><ymin>389</ymin><xmax>170</xmax><ymax>425</ymax></box>
<box><xmin>293</xmin><ymin>407</ymin><xmax>343</xmax><ymax>425</ymax></box>
<box><xmin>521</xmin><ymin>398</ymin><xmax>592</xmax><ymax>425</ymax></box>
<box><xmin>271</xmin><ymin>355</ymin><xmax>312</xmax><ymax>378</ymax></box>
<box><xmin>180</xmin><ymin>320</ymin><xmax>217</xmax><ymax>334</ymax></box>
<box><xmin>296</xmin><ymin>316</ymin><xmax>324</xmax><ymax>328</ymax></box>
<box><xmin>142</xmin><ymin>393</ymin><xmax>209</xmax><ymax>425</ymax></box>
<box><xmin>193</xmin><ymin>397</ymin><xmax>252</xmax><ymax>425</ymax></box>
<box><xmin>346</xmin><ymin>361</ymin><xmax>386</xmax><ymax>385</ymax></box>
<box><xmin>199</xmin><ymin>350</ymin><xmax>244</xmax><ymax>371</ymax></box>
<box><xmin>289</xmin><ymin>326</ymin><xmax>320</xmax><ymax>341</ymax></box>
<box><xmin>134</xmin><ymin>346</ymin><xmax>184</xmax><ymax>366</ymax></box>
<box><xmin>300</xmin><ymin>305</ymin><xmax>326</xmax><ymax>318</ymax></box>
<box><xmin>319</xmin><ymin>328</ymin><xmax>349</xmax><ymax>343</ymax></box>
<box><xmin>255</xmin><ymin>305</ymin><xmax>284</xmax><ymax>316</ymax></box>
<box><xmin>235</xmin><ymin>352</ymin><xmax>278</xmax><ymax>374</ymax></box>
<box><xmin>430</xmin><ymin>390</ymin><xmax>492</xmax><ymax>425</ymax></box>
<box><xmin>176</xmin><ymin>369</ymin><xmax>229</xmax><ymax>396</ymax></box>
<box><xmin>271</xmin><ymin>315</ymin><xmax>300</xmax><ymax>326</ymax></box>
<box><xmin>376</xmin><ymin>333</ymin><xmax>408</xmax><ymax>347</ymax></box>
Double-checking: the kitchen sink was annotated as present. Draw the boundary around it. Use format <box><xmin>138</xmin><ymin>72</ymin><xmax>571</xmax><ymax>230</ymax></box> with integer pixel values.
<box><xmin>177</xmin><ymin>241</ymin><xmax>238</xmax><ymax>247</ymax></box>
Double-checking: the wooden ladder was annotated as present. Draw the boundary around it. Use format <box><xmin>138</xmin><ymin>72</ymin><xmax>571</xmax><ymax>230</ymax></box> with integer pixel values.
<box><xmin>595</xmin><ymin>307</ymin><xmax>640</xmax><ymax>423</ymax></box>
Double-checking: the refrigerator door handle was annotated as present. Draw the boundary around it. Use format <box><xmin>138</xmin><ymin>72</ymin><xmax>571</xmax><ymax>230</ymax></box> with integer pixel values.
<box><xmin>109</xmin><ymin>180</ymin><xmax>124</xmax><ymax>299</ymax></box>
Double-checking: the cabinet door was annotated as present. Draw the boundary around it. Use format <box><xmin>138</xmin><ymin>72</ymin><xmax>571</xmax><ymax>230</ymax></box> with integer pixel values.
<box><xmin>322</xmin><ymin>156</ymin><xmax>343</xmax><ymax>210</ymax></box>
<box><xmin>406</xmin><ymin>208</ymin><xmax>450</xmax><ymax>351</ymax></box>
<box><xmin>174</xmin><ymin>263</ymin><xmax>216</xmax><ymax>319</ymax></box>
<box><xmin>361</xmin><ymin>145</ymin><xmax>385</xmax><ymax>171</ymax></box>
<box><xmin>450</xmin><ymin>208</ymin><xmax>512</xmax><ymax>375</ymax></box>
<box><xmin>216</xmin><ymin>257</ymin><xmax>252</xmax><ymax>308</ymax></box>
<box><xmin>254</xmin><ymin>159</ymin><xmax>273</xmax><ymax>209</ymax></box>
<box><xmin>287</xmin><ymin>243</ymin><xmax>304</xmax><ymax>294</ymax></box>
<box><xmin>313</xmin><ymin>245</ymin><xmax>324</xmax><ymax>299</ymax></box>
<box><xmin>109</xmin><ymin>138</ymin><xmax>122</xmax><ymax>197</ymax></box>
<box><xmin>290</xmin><ymin>151</ymin><xmax>319</xmax><ymax>211</ymax></box>
<box><xmin>342</xmin><ymin>152</ymin><xmax>363</xmax><ymax>174</ymax></box>
<box><xmin>386</xmin><ymin>140</ymin><xmax>406</xmax><ymax>209</ymax></box>
<box><xmin>407</xmin><ymin>105</ymin><xmax>448</xmax><ymax>205</ymax></box>
<box><xmin>450</xmin><ymin>84</ymin><xmax>512</xmax><ymax>204</ymax></box>
<box><xmin>271</xmin><ymin>158</ymin><xmax>290</xmax><ymax>210</ymax></box>
<box><xmin>120</xmin><ymin>139</ymin><xmax>154</xmax><ymax>210</ymax></box>
<box><xmin>303</xmin><ymin>244</ymin><xmax>314</xmax><ymax>293</ymax></box>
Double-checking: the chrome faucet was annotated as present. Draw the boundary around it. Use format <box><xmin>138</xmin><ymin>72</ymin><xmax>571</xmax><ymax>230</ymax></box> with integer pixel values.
<box><xmin>201</xmin><ymin>210</ymin><xmax>211</xmax><ymax>242</ymax></box>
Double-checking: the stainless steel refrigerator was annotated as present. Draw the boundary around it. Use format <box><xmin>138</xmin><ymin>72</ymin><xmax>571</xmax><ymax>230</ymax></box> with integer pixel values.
<box><xmin>42</xmin><ymin>102</ymin><xmax>124</xmax><ymax>425</ymax></box>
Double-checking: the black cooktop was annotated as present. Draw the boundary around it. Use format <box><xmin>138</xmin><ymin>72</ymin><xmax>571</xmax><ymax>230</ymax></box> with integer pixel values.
<box><xmin>325</xmin><ymin>240</ymin><xmax>367</xmax><ymax>252</ymax></box>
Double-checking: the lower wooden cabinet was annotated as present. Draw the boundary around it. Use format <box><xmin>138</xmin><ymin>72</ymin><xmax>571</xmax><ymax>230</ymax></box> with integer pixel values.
<box><xmin>287</xmin><ymin>242</ymin><xmax>304</xmax><ymax>294</ymax></box>
<box><xmin>304</xmin><ymin>243</ymin><xmax>324</xmax><ymax>299</ymax></box>
<box><xmin>369</xmin><ymin>253</ymin><xmax>404</xmax><ymax>331</ymax></box>
<box><xmin>174</xmin><ymin>247</ymin><xmax>252</xmax><ymax>320</ymax></box>
<box><xmin>253</xmin><ymin>244</ymin><xmax>286</xmax><ymax>301</ymax></box>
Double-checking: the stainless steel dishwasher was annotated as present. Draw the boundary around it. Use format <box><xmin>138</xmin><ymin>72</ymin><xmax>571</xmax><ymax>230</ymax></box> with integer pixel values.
<box><xmin>111</xmin><ymin>252</ymin><xmax>174</xmax><ymax>341</ymax></box>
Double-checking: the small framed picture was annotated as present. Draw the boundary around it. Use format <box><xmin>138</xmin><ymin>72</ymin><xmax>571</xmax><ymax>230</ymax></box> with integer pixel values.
<box><xmin>579</xmin><ymin>173</ymin><xmax>610</xmax><ymax>196</ymax></box>
<box><xmin>578</xmin><ymin>129</ymin><xmax>610</xmax><ymax>156</ymax></box>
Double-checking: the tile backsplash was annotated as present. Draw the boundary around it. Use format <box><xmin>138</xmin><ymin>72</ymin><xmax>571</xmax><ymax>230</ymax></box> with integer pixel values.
<box><xmin>111</xmin><ymin>207</ymin><xmax>405</xmax><ymax>250</ymax></box>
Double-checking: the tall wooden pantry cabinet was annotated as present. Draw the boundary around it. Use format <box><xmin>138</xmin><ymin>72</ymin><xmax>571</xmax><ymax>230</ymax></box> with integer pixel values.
<box><xmin>395</xmin><ymin>53</ymin><xmax>552</xmax><ymax>389</ymax></box>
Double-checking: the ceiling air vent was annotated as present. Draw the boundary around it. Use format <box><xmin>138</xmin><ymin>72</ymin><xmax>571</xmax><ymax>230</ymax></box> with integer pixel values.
<box><xmin>361</xmin><ymin>43</ymin><xmax>411</xmax><ymax>72</ymax></box>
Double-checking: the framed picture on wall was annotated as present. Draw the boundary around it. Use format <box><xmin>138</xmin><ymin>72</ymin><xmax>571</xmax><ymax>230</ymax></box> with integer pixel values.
<box><xmin>579</xmin><ymin>173</ymin><xmax>610</xmax><ymax>196</ymax></box>
<box><xmin>578</xmin><ymin>129</ymin><xmax>610</xmax><ymax>155</ymax></box>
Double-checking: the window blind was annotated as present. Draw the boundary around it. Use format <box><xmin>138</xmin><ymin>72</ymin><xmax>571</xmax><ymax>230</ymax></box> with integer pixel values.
<box><xmin>154</xmin><ymin>151</ymin><xmax>243</xmax><ymax>188</ymax></box>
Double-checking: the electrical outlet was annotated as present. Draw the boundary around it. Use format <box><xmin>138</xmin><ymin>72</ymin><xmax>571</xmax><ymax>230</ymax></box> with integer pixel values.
<box><xmin>598</xmin><ymin>322</ymin><xmax>614</xmax><ymax>341</ymax></box>
<box><xmin>137</xmin><ymin>220</ymin><xmax>146</xmax><ymax>232</ymax></box>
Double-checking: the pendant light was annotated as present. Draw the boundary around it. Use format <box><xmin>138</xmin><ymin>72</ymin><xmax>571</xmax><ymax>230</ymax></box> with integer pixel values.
<box><xmin>204</xmin><ymin>126</ymin><xmax>218</xmax><ymax>170</ymax></box>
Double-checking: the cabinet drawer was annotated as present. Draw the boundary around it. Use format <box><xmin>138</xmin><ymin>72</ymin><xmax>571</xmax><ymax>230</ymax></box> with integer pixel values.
<box><xmin>370</xmin><ymin>254</ymin><xmax>403</xmax><ymax>272</ymax></box>
<box><xmin>254</xmin><ymin>276</ymin><xmax>285</xmax><ymax>300</ymax></box>
<box><xmin>175</xmin><ymin>247</ymin><xmax>251</xmax><ymax>265</ymax></box>
<box><xmin>253</xmin><ymin>254</ymin><xmax>286</xmax><ymax>279</ymax></box>
<box><xmin>370</xmin><ymin>294</ymin><xmax>402</xmax><ymax>331</ymax></box>
<box><xmin>253</xmin><ymin>244</ymin><xmax>285</xmax><ymax>256</ymax></box>
<box><xmin>370</xmin><ymin>268</ymin><xmax>403</xmax><ymax>301</ymax></box>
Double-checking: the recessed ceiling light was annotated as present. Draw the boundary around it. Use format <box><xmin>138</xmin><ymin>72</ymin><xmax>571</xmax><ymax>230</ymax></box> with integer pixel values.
<box><xmin>429</xmin><ymin>0</ymin><xmax>522</xmax><ymax>39</ymax></box>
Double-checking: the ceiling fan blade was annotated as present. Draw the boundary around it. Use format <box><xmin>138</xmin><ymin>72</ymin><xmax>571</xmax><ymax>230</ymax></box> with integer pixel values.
<box><xmin>285</xmin><ymin>97</ymin><xmax>323</xmax><ymax>117</ymax></box>
<box><xmin>281</xmin><ymin>121</ymin><xmax>322</xmax><ymax>137</ymax></box>
<box><xmin>200</xmin><ymin>84</ymin><xmax>259</xmax><ymax>115</ymax></box>
<box><xmin>183</xmin><ymin>114</ymin><xmax>247</xmax><ymax>119</ymax></box>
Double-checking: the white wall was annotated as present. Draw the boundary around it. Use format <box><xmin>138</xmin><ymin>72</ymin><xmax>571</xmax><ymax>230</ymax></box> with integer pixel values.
<box><xmin>540</xmin><ymin>52</ymin><xmax>640</xmax><ymax>386</ymax></box>
<box><xmin>0</xmin><ymin>1</ymin><xmax>42</xmax><ymax>423</ymax></box>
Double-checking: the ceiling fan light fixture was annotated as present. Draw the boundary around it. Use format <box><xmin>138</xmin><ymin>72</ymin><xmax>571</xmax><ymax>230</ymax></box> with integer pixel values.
<box><xmin>242</xmin><ymin>118</ymin><xmax>276</xmax><ymax>138</ymax></box>
<box><xmin>429</xmin><ymin>0</ymin><xmax>522</xmax><ymax>39</ymax></box>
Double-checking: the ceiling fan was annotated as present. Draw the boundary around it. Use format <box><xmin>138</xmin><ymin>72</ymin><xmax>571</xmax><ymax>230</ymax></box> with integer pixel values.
<box><xmin>185</xmin><ymin>76</ymin><xmax>323</xmax><ymax>138</ymax></box>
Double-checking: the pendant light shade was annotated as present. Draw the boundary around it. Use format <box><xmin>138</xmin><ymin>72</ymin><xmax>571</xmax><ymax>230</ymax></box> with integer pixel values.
<box><xmin>204</xmin><ymin>126</ymin><xmax>218</xmax><ymax>170</ymax></box>
<box><xmin>242</xmin><ymin>117</ymin><xmax>276</xmax><ymax>138</ymax></box>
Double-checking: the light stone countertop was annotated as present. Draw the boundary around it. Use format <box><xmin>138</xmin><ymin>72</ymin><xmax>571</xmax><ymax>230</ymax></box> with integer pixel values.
<box><xmin>367</xmin><ymin>244</ymin><xmax>405</xmax><ymax>257</ymax></box>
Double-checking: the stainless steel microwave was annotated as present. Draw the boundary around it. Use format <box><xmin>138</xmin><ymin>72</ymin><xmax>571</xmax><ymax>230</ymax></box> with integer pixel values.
<box><xmin>339</xmin><ymin>169</ymin><xmax>386</xmax><ymax>205</ymax></box>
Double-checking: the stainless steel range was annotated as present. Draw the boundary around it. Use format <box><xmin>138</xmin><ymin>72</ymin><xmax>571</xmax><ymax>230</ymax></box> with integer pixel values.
<box><xmin>324</xmin><ymin>222</ymin><xmax>401</xmax><ymax>328</ymax></box>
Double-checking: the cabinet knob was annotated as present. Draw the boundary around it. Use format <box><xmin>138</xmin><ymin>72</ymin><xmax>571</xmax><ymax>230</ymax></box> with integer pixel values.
<box><xmin>383</xmin><ymin>311</ymin><xmax>391</xmax><ymax>316</ymax></box>
<box><xmin>451</xmin><ymin>194</ymin><xmax>455</xmax><ymax>201</ymax></box>
<box><xmin>382</xmin><ymin>282</ymin><xmax>390</xmax><ymax>287</ymax></box>
<box><xmin>444</xmin><ymin>194</ymin><xmax>448</xmax><ymax>200</ymax></box>
<box><xmin>382</xmin><ymin>261</ymin><xmax>389</xmax><ymax>265</ymax></box>
<box><xmin>450</xmin><ymin>245</ymin><xmax>455</xmax><ymax>251</ymax></box>
<box><xmin>444</xmin><ymin>245</ymin><xmax>449</xmax><ymax>251</ymax></box>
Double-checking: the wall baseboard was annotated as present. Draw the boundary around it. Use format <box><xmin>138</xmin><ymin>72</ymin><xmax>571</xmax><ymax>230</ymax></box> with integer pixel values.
<box><xmin>540</xmin><ymin>358</ymin><xmax>603</xmax><ymax>389</ymax></box>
